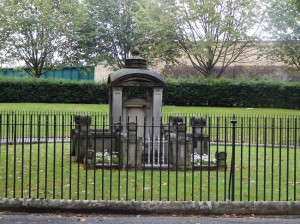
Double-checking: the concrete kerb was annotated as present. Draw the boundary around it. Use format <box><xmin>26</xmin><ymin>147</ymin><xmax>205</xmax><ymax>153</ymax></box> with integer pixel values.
<box><xmin>0</xmin><ymin>198</ymin><xmax>299</xmax><ymax>215</ymax></box>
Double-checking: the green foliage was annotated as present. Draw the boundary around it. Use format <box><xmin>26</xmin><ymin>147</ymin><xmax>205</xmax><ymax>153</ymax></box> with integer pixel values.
<box><xmin>0</xmin><ymin>77</ymin><xmax>299</xmax><ymax>109</ymax></box>
<box><xmin>135</xmin><ymin>0</ymin><xmax>261</xmax><ymax>77</ymax></box>
<box><xmin>264</xmin><ymin>0</ymin><xmax>300</xmax><ymax>69</ymax></box>
<box><xmin>0</xmin><ymin>0</ymin><xmax>88</xmax><ymax>78</ymax></box>
<box><xmin>163</xmin><ymin>77</ymin><xmax>300</xmax><ymax>109</ymax></box>
<box><xmin>0</xmin><ymin>77</ymin><xmax>108</xmax><ymax>104</ymax></box>
<box><xmin>96</xmin><ymin>150</ymin><xmax>119</xmax><ymax>165</ymax></box>
<box><xmin>80</xmin><ymin>0</ymin><xmax>140</xmax><ymax>69</ymax></box>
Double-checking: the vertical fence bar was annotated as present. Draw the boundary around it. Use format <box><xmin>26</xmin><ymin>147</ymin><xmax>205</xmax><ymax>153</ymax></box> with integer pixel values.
<box><xmin>117</xmin><ymin>116</ymin><xmax>122</xmax><ymax>201</ymax></box>
<box><xmin>255</xmin><ymin>117</ymin><xmax>259</xmax><ymax>201</ymax></box>
<box><xmin>0</xmin><ymin>114</ymin><xmax>1</xmax><ymax>155</ymax></box>
<box><xmin>229</xmin><ymin>115</ymin><xmax>237</xmax><ymax>201</ymax></box>
<box><xmin>247</xmin><ymin>117</ymin><xmax>251</xmax><ymax>201</ymax></box>
<box><xmin>21</xmin><ymin>114</ymin><xmax>25</xmax><ymax>198</ymax></box>
<box><xmin>77</xmin><ymin>117</ymin><xmax>81</xmax><ymax>200</ymax></box>
<box><xmin>5</xmin><ymin>114</ymin><xmax>9</xmax><ymax>198</ymax></box>
<box><xmin>159</xmin><ymin>117</ymin><xmax>163</xmax><ymax>201</ymax></box>
<box><xmin>271</xmin><ymin>118</ymin><xmax>275</xmax><ymax>201</ymax></box>
<box><xmin>37</xmin><ymin>115</ymin><xmax>41</xmax><ymax>198</ymax></box>
<box><xmin>191</xmin><ymin>119</ymin><xmax>195</xmax><ymax>201</ymax></box>
<box><xmin>53</xmin><ymin>115</ymin><xmax>57</xmax><ymax>199</ymax></box>
<box><xmin>85</xmin><ymin>115</ymin><xmax>89</xmax><ymax>200</ymax></box>
<box><xmin>175</xmin><ymin>121</ymin><xmax>178</xmax><ymax>201</ymax></box>
<box><xmin>134</xmin><ymin>117</ymin><xmax>138</xmax><ymax>201</ymax></box>
<box><xmin>0</xmin><ymin>114</ymin><xmax>2</xmax><ymax>197</ymax></box>
<box><xmin>224</xmin><ymin>117</ymin><xmax>227</xmax><ymax>201</ymax></box>
<box><xmin>151</xmin><ymin>117</ymin><xmax>154</xmax><ymax>201</ymax></box>
<box><xmin>110</xmin><ymin>116</ymin><xmax>114</xmax><ymax>201</ymax></box>
<box><xmin>286</xmin><ymin>118</ymin><xmax>290</xmax><ymax>201</ymax></box>
<box><xmin>184</xmin><ymin>117</ymin><xmax>187</xmax><ymax>201</ymax></box>
<box><xmin>13</xmin><ymin>113</ymin><xmax>17</xmax><ymax>198</ymax></box>
<box><xmin>142</xmin><ymin>117</ymin><xmax>146</xmax><ymax>201</ymax></box>
<box><xmin>29</xmin><ymin>115</ymin><xmax>33</xmax><ymax>198</ymax></box>
<box><xmin>216</xmin><ymin>116</ymin><xmax>219</xmax><ymax>201</ymax></box>
<box><xmin>69</xmin><ymin>115</ymin><xmax>73</xmax><ymax>200</ymax></box>
<box><xmin>101</xmin><ymin>117</ymin><xmax>106</xmax><ymax>200</ymax></box>
<box><xmin>93</xmin><ymin>116</ymin><xmax>97</xmax><ymax>200</ymax></box>
<box><xmin>126</xmin><ymin>117</ymin><xmax>129</xmax><ymax>201</ymax></box>
<box><xmin>199</xmin><ymin>119</ymin><xmax>203</xmax><ymax>201</ymax></box>
<box><xmin>19</xmin><ymin>114</ymin><xmax>25</xmax><ymax>198</ymax></box>
<box><xmin>294</xmin><ymin>118</ymin><xmax>297</xmax><ymax>201</ymax></box>
<box><xmin>240</xmin><ymin>117</ymin><xmax>244</xmax><ymax>201</ymax></box>
<box><xmin>61</xmin><ymin>114</ymin><xmax>65</xmax><ymax>199</ymax></box>
<box><xmin>279</xmin><ymin>118</ymin><xmax>282</xmax><ymax>201</ymax></box>
<box><xmin>167</xmin><ymin>122</ymin><xmax>171</xmax><ymax>201</ymax></box>
<box><xmin>263</xmin><ymin>117</ymin><xmax>267</xmax><ymax>201</ymax></box>
<box><xmin>207</xmin><ymin>116</ymin><xmax>211</xmax><ymax>201</ymax></box>
<box><xmin>116</xmin><ymin>117</ymin><xmax>123</xmax><ymax>200</ymax></box>
<box><xmin>45</xmin><ymin>115</ymin><xmax>49</xmax><ymax>199</ymax></box>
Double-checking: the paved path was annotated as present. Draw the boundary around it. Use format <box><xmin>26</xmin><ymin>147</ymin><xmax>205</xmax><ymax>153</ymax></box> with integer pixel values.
<box><xmin>0</xmin><ymin>213</ymin><xmax>299</xmax><ymax>224</ymax></box>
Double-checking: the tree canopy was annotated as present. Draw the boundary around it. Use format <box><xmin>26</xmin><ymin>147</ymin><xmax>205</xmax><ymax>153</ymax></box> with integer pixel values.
<box><xmin>264</xmin><ymin>0</ymin><xmax>300</xmax><ymax>70</ymax></box>
<box><xmin>0</xmin><ymin>0</ymin><xmax>88</xmax><ymax>78</ymax></box>
<box><xmin>79</xmin><ymin>0</ymin><xmax>139</xmax><ymax>70</ymax></box>
<box><xmin>134</xmin><ymin>0</ymin><xmax>261</xmax><ymax>77</ymax></box>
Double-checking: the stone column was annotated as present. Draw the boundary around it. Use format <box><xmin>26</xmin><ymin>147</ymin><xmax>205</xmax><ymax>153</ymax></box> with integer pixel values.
<box><xmin>111</xmin><ymin>87</ymin><xmax>123</xmax><ymax>126</ymax></box>
<box><xmin>152</xmin><ymin>87</ymin><xmax>163</xmax><ymax>139</ymax></box>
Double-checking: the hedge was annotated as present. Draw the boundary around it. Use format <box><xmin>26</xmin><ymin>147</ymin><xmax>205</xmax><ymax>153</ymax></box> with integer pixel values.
<box><xmin>0</xmin><ymin>77</ymin><xmax>108</xmax><ymax>104</ymax></box>
<box><xmin>0</xmin><ymin>77</ymin><xmax>299</xmax><ymax>109</ymax></box>
<box><xmin>163</xmin><ymin>78</ymin><xmax>300</xmax><ymax>109</ymax></box>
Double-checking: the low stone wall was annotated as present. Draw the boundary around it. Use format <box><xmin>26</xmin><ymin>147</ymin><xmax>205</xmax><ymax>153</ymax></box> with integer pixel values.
<box><xmin>0</xmin><ymin>198</ymin><xmax>299</xmax><ymax>215</ymax></box>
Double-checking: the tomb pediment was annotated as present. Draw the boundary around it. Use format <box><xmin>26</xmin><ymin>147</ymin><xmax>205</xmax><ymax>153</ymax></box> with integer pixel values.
<box><xmin>108</xmin><ymin>69</ymin><xmax>164</xmax><ymax>87</ymax></box>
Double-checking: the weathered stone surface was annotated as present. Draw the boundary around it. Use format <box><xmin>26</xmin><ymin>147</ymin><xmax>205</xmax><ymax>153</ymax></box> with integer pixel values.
<box><xmin>0</xmin><ymin>198</ymin><xmax>300</xmax><ymax>215</ymax></box>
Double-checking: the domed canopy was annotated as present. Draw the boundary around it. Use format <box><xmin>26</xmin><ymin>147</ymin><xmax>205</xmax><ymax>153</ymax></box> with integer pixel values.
<box><xmin>108</xmin><ymin>56</ymin><xmax>165</xmax><ymax>88</ymax></box>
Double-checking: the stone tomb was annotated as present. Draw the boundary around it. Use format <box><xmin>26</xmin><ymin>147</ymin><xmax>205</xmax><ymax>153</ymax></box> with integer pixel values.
<box><xmin>108</xmin><ymin>54</ymin><xmax>164</xmax><ymax>139</ymax></box>
<box><xmin>70</xmin><ymin>55</ymin><xmax>225</xmax><ymax>170</ymax></box>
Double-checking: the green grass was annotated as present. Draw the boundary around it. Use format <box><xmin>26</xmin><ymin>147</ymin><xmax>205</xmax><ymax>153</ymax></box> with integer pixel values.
<box><xmin>0</xmin><ymin>103</ymin><xmax>299</xmax><ymax>160</ymax></box>
<box><xmin>0</xmin><ymin>103</ymin><xmax>299</xmax><ymax>116</ymax></box>
<box><xmin>163</xmin><ymin>106</ymin><xmax>300</xmax><ymax>116</ymax></box>
<box><xmin>0</xmin><ymin>103</ymin><xmax>299</xmax><ymax>201</ymax></box>
<box><xmin>0</xmin><ymin>142</ymin><xmax>299</xmax><ymax>201</ymax></box>
<box><xmin>0</xmin><ymin>103</ymin><xmax>109</xmax><ymax>113</ymax></box>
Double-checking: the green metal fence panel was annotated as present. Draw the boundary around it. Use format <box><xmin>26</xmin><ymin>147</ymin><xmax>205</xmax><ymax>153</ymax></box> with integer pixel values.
<box><xmin>0</xmin><ymin>66</ymin><xmax>95</xmax><ymax>81</ymax></box>
<box><xmin>0</xmin><ymin>69</ymin><xmax>24</xmax><ymax>78</ymax></box>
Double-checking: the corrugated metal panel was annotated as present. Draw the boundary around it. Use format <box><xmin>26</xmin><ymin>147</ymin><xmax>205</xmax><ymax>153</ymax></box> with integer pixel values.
<box><xmin>0</xmin><ymin>66</ymin><xmax>95</xmax><ymax>81</ymax></box>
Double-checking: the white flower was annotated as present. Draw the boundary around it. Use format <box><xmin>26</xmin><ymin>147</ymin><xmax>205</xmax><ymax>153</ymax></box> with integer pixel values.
<box><xmin>191</xmin><ymin>153</ymin><xmax>216</xmax><ymax>166</ymax></box>
<box><xmin>95</xmin><ymin>149</ymin><xmax>119</xmax><ymax>165</ymax></box>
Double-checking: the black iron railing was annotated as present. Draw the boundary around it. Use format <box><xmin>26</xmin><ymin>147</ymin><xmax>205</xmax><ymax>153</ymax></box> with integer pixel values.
<box><xmin>0</xmin><ymin>112</ymin><xmax>299</xmax><ymax>201</ymax></box>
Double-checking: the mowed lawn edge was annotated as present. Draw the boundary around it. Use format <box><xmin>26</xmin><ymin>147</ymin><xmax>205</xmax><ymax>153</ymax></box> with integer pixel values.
<box><xmin>0</xmin><ymin>103</ymin><xmax>299</xmax><ymax>116</ymax></box>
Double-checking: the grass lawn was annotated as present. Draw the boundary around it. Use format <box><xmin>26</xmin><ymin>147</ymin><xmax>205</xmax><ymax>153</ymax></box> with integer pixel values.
<box><xmin>1</xmin><ymin>103</ymin><xmax>299</xmax><ymax>147</ymax></box>
<box><xmin>0</xmin><ymin>142</ymin><xmax>298</xmax><ymax>201</ymax></box>
<box><xmin>0</xmin><ymin>103</ymin><xmax>299</xmax><ymax>116</ymax></box>
<box><xmin>0</xmin><ymin>103</ymin><xmax>299</xmax><ymax>201</ymax></box>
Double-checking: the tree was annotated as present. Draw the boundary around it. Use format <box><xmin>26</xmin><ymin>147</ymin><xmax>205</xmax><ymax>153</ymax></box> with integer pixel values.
<box><xmin>80</xmin><ymin>0</ymin><xmax>139</xmax><ymax>69</ymax></box>
<box><xmin>264</xmin><ymin>0</ymin><xmax>300</xmax><ymax>70</ymax></box>
<box><xmin>294</xmin><ymin>0</ymin><xmax>300</xmax><ymax>11</ymax></box>
<box><xmin>0</xmin><ymin>0</ymin><xmax>88</xmax><ymax>78</ymax></box>
<box><xmin>135</xmin><ymin>0</ymin><xmax>261</xmax><ymax>77</ymax></box>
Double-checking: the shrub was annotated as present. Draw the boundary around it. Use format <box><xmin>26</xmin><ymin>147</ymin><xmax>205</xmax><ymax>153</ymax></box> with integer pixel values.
<box><xmin>163</xmin><ymin>78</ymin><xmax>300</xmax><ymax>109</ymax></box>
<box><xmin>0</xmin><ymin>77</ymin><xmax>109</xmax><ymax>104</ymax></box>
<box><xmin>0</xmin><ymin>76</ymin><xmax>299</xmax><ymax>109</ymax></box>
